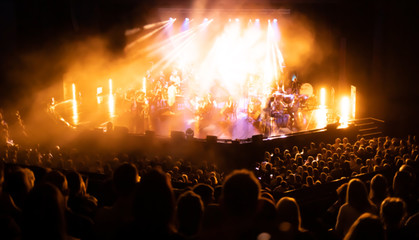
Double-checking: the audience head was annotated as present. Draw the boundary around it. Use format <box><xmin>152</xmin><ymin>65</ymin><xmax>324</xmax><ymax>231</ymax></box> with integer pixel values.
<box><xmin>22</xmin><ymin>183</ymin><xmax>66</xmax><ymax>240</ymax></box>
<box><xmin>133</xmin><ymin>168</ymin><xmax>175</xmax><ymax>232</ymax></box>
<box><xmin>276</xmin><ymin>197</ymin><xmax>303</xmax><ymax>232</ymax></box>
<box><xmin>113</xmin><ymin>163</ymin><xmax>139</xmax><ymax>196</ymax></box>
<box><xmin>44</xmin><ymin>170</ymin><xmax>69</xmax><ymax>198</ymax></box>
<box><xmin>4</xmin><ymin>167</ymin><xmax>35</xmax><ymax>209</ymax></box>
<box><xmin>347</xmin><ymin>178</ymin><xmax>371</xmax><ymax>212</ymax></box>
<box><xmin>192</xmin><ymin>183</ymin><xmax>214</xmax><ymax>206</ymax></box>
<box><xmin>344</xmin><ymin>213</ymin><xmax>384</xmax><ymax>240</ymax></box>
<box><xmin>369</xmin><ymin>174</ymin><xmax>388</xmax><ymax>203</ymax></box>
<box><xmin>176</xmin><ymin>190</ymin><xmax>204</xmax><ymax>237</ymax></box>
<box><xmin>222</xmin><ymin>169</ymin><xmax>261</xmax><ymax>217</ymax></box>
<box><xmin>380</xmin><ymin>197</ymin><xmax>407</xmax><ymax>230</ymax></box>
<box><xmin>66</xmin><ymin>170</ymin><xmax>86</xmax><ymax>197</ymax></box>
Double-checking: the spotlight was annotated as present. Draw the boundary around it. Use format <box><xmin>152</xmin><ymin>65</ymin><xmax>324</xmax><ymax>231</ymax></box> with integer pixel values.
<box><xmin>255</xmin><ymin>19</ymin><xmax>260</xmax><ymax>22</ymax></box>
<box><xmin>186</xmin><ymin>128</ymin><xmax>194</xmax><ymax>139</ymax></box>
<box><xmin>268</xmin><ymin>19</ymin><xmax>271</xmax><ymax>23</ymax></box>
<box><xmin>204</xmin><ymin>18</ymin><xmax>208</xmax><ymax>22</ymax></box>
<box><xmin>185</xmin><ymin>18</ymin><xmax>189</xmax><ymax>21</ymax></box>
<box><xmin>229</xmin><ymin>18</ymin><xmax>232</xmax><ymax>22</ymax></box>
<box><xmin>273</xmin><ymin>19</ymin><xmax>277</xmax><ymax>23</ymax></box>
<box><xmin>235</xmin><ymin>18</ymin><xmax>239</xmax><ymax>22</ymax></box>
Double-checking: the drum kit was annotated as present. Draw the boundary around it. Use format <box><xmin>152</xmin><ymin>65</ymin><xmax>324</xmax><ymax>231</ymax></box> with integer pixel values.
<box><xmin>246</xmin><ymin>83</ymin><xmax>315</xmax><ymax>133</ymax></box>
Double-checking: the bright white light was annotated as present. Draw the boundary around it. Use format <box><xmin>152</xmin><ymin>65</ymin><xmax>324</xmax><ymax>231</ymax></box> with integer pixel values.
<box><xmin>273</xmin><ymin>19</ymin><xmax>277</xmax><ymax>23</ymax></box>
<box><xmin>235</xmin><ymin>18</ymin><xmax>239</xmax><ymax>22</ymax></box>
<box><xmin>256</xmin><ymin>19</ymin><xmax>260</xmax><ymax>22</ymax></box>
<box><xmin>204</xmin><ymin>18</ymin><xmax>208</xmax><ymax>22</ymax></box>
<box><xmin>185</xmin><ymin>18</ymin><xmax>189</xmax><ymax>21</ymax></box>
<box><xmin>72</xmin><ymin>83</ymin><xmax>78</xmax><ymax>125</ymax></box>
<box><xmin>108</xmin><ymin>79</ymin><xmax>115</xmax><ymax>118</ymax></box>
<box><xmin>340</xmin><ymin>97</ymin><xmax>350</xmax><ymax>127</ymax></box>
<box><xmin>320</xmin><ymin>88</ymin><xmax>326</xmax><ymax>106</ymax></box>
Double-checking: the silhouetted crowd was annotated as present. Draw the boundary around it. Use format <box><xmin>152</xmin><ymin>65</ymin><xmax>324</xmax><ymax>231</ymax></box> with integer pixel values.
<box><xmin>1</xmin><ymin>110</ymin><xmax>419</xmax><ymax>239</ymax></box>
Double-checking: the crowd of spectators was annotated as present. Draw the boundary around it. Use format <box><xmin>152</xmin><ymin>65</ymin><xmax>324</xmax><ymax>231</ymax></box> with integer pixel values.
<box><xmin>1</xmin><ymin>110</ymin><xmax>419</xmax><ymax>239</ymax></box>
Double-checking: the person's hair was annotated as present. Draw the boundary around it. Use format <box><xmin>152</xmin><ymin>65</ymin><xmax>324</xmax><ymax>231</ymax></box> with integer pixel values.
<box><xmin>347</xmin><ymin>178</ymin><xmax>372</xmax><ymax>212</ymax></box>
<box><xmin>113</xmin><ymin>163</ymin><xmax>138</xmax><ymax>196</ymax></box>
<box><xmin>176</xmin><ymin>190</ymin><xmax>204</xmax><ymax>237</ymax></box>
<box><xmin>192</xmin><ymin>183</ymin><xmax>214</xmax><ymax>206</ymax></box>
<box><xmin>222</xmin><ymin>169</ymin><xmax>261</xmax><ymax>217</ymax></box>
<box><xmin>276</xmin><ymin>197</ymin><xmax>304</xmax><ymax>232</ymax></box>
<box><xmin>380</xmin><ymin>197</ymin><xmax>407</xmax><ymax>229</ymax></box>
<box><xmin>337</xmin><ymin>183</ymin><xmax>348</xmax><ymax>203</ymax></box>
<box><xmin>344</xmin><ymin>213</ymin><xmax>384</xmax><ymax>240</ymax></box>
<box><xmin>133</xmin><ymin>168</ymin><xmax>175</xmax><ymax>233</ymax></box>
<box><xmin>4</xmin><ymin>167</ymin><xmax>35</xmax><ymax>209</ymax></box>
<box><xmin>22</xmin><ymin>183</ymin><xmax>66</xmax><ymax>240</ymax></box>
<box><xmin>369</xmin><ymin>174</ymin><xmax>388</xmax><ymax>205</ymax></box>
<box><xmin>393</xmin><ymin>171</ymin><xmax>412</xmax><ymax>199</ymax></box>
<box><xmin>66</xmin><ymin>170</ymin><xmax>85</xmax><ymax>196</ymax></box>
<box><xmin>44</xmin><ymin>170</ymin><xmax>69</xmax><ymax>196</ymax></box>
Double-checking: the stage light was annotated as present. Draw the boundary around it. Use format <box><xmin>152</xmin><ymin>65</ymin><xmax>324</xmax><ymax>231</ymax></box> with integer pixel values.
<box><xmin>320</xmin><ymin>88</ymin><xmax>326</xmax><ymax>106</ymax></box>
<box><xmin>340</xmin><ymin>96</ymin><xmax>350</xmax><ymax>128</ymax></box>
<box><xmin>185</xmin><ymin>18</ymin><xmax>189</xmax><ymax>21</ymax></box>
<box><xmin>108</xmin><ymin>79</ymin><xmax>115</xmax><ymax>119</ymax></box>
<box><xmin>185</xmin><ymin>128</ymin><xmax>194</xmax><ymax>139</ymax></box>
<box><xmin>204</xmin><ymin>18</ymin><xmax>208</xmax><ymax>22</ymax></box>
<box><xmin>229</xmin><ymin>18</ymin><xmax>231</xmax><ymax>22</ymax></box>
<box><xmin>351</xmin><ymin>85</ymin><xmax>356</xmax><ymax>119</ymax></box>
<box><xmin>255</xmin><ymin>19</ymin><xmax>260</xmax><ymax>22</ymax></box>
<box><xmin>169</xmin><ymin>17</ymin><xmax>173</xmax><ymax>21</ymax></box>
<box><xmin>72</xmin><ymin>83</ymin><xmax>78</xmax><ymax>125</ymax></box>
<box><xmin>268</xmin><ymin>19</ymin><xmax>271</xmax><ymax>23</ymax></box>
<box><xmin>273</xmin><ymin>19</ymin><xmax>277</xmax><ymax>23</ymax></box>
<box><xmin>235</xmin><ymin>18</ymin><xmax>239</xmax><ymax>22</ymax></box>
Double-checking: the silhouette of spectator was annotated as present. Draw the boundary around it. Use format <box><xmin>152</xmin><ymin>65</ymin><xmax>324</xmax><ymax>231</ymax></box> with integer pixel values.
<box><xmin>393</xmin><ymin>171</ymin><xmax>418</xmax><ymax>215</ymax></box>
<box><xmin>369</xmin><ymin>174</ymin><xmax>389</xmax><ymax>209</ymax></box>
<box><xmin>127</xmin><ymin>168</ymin><xmax>180</xmax><ymax>239</ymax></box>
<box><xmin>200</xmin><ymin>169</ymin><xmax>261</xmax><ymax>240</ymax></box>
<box><xmin>222</xmin><ymin>169</ymin><xmax>261</xmax><ymax>218</ymax></box>
<box><xmin>335</xmin><ymin>178</ymin><xmax>377</xmax><ymax>237</ymax></box>
<box><xmin>66</xmin><ymin>170</ymin><xmax>97</xmax><ymax>219</ymax></box>
<box><xmin>21</xmin><ymin>183</ymin><xmax>67</xmax><ymax>240</ymax></box>
<box><xmin>3</xmin><ymin>167</ymin><xmax>34</xmax><ymax>211</ymax></box>
<box><xmin>176</xmin><ymin>190</ymin><xmax>204</xmax><ymax>238</ymax></box>
<box><xmin>44</xmin><ymin>170</ymin><xmax>94</xmax><ymax>240</ymax></box>
<box><xmin>325</xmin><ymin>182</ymin><xmax>348</xmax><ymax>228</ymax></box>
<box><xmin>380</xmin><ymin>197</ymin><xmax>408</xmax><ymax>240</ymax></box>
<box><xmin>94</xmin><ymin>163</ymin><xmax>139</xmax><ymax>240</ymax></box>
<box><xmin>192</xmin><ymin>183</ymin><xmax>214</xmax><ymax>207</ymax></box>
<box><xmin>343</xmin><ymin>213</ymin><xmax>384</xmax><ymax>240</ymax></box>
<box><xmin>276</xmin><ymin>197</ymin><xmax>313</xmax><ymax>240</ymax></box>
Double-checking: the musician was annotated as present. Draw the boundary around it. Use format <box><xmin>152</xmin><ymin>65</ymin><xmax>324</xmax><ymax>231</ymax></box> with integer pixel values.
<box><xmin>248</xmin><ymin>96</ymin><xmax>262</xmax><ymax>122</ymax></box>
<box><xmin>291</xmin><ymin>75</ymin><xmax>301</xmax><ymax>95</ymax></box>
<box><xmin>221</xmin><ymin>96</ymin><xmax>236</xmax><ymax>121</ymax></box>
<box><xmin>270</xmin><ymin>95</ymin><xmax>287</xmax><ymax>128</ymax></box>
<box><xmin>197</xmin><ymin>93</ymin><xmax>215</xmax><ymax>120</ymax></box>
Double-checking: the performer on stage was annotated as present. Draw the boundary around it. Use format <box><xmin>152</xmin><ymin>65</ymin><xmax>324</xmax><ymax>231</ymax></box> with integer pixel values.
<box><xmin>291</xmin><ymin>75</ymin><xmax>301</xmax><ymax>95</ymax></box>
<box><xmin>221</xmin><ymin>96</ymin><xmax>236</xmax><ymax>121</ymax></box>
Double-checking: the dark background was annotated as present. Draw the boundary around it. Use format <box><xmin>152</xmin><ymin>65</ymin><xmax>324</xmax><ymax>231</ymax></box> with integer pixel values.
<box><xmin>0</xmin><ymin>0</ymin><xmax>418</xmax><ymax>136</ymax></box>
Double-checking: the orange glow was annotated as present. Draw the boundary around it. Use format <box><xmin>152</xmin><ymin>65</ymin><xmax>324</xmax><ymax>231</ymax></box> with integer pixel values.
<box><xmin>97</xmin><ymin>87</ymin><xmax>103</xmax><ymax>104</ymax></box>
<box><xmin>108</xmin><ymin>79</ymin><xmax>115</xmax><ymax>119</ymax></box>
<box><xmin>72</xmin><ymin>83</ymin><xmax>78</xmax><ymax>125</ymax></box>
<box><xmin>351</xmin><ymin>85</ymin><xmax>356</xmax><ymax>119</ymax></box>
<box><xmin>340</xmin><ymin>96</ymin><xmax>350</xmax><ymax>127</ymax></box>
<box><xmin>320</xmin><ymin>88</ymin><xmax>326</xmax><ymax>106</ymax></box>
